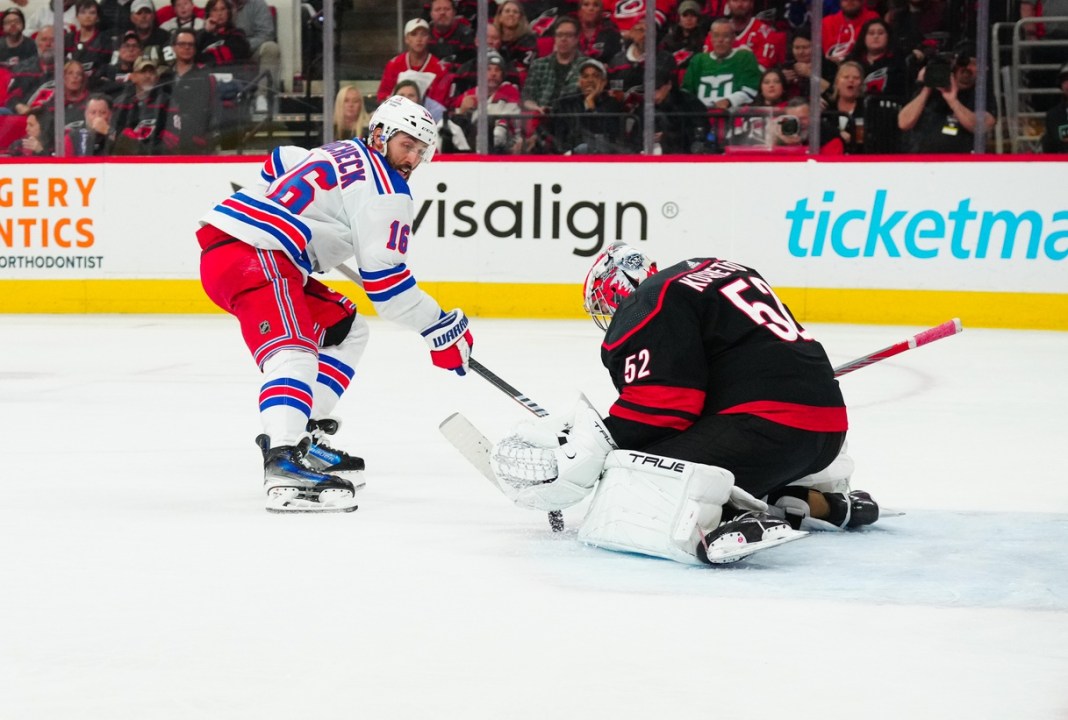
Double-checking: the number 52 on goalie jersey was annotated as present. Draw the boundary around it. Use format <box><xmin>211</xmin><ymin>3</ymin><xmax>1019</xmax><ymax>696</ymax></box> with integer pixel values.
<box><xmin>599</xmin><ymin>258</ymin><xmax>847</xmax><ymax>449</ymax></box>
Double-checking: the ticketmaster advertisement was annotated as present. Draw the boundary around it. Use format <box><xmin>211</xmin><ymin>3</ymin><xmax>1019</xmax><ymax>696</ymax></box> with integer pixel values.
<box><xmin>0</xmin><ymin>158</ymin><xmax>1064</xmax><ymax>327</ymax></box>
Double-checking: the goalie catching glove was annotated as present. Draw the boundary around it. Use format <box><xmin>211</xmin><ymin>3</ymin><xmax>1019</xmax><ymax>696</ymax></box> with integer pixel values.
<box><xmin>490</xmin><ymin>403</ymin><xmax>616</xmax><ymax>512</ymax></box>
<box><xmin>421</xmin><ymin>308</ymin><xmax>473</xmax><ymax>376</ymax></box>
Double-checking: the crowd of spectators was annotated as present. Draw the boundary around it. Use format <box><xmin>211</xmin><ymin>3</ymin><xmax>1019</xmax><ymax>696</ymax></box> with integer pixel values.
<box><xmin>382</xmin><ymin>0</ymin><xmax>1063</xmax><ymax>155</ymax></box>
<box><xmin>3</xmin><ymin>0</ymin><xmax>1066</xmax><ymax>156</ymax></box>
<box><xmin>1</xmin><ymin>0</ymin><xmax>278</xmax><ymax>155</ymax></box>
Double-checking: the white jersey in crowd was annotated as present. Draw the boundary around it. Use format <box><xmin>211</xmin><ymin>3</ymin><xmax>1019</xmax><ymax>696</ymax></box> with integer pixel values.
<box><xmin>199</xmin><ymin>140</ymin><xmax>443</xmax><ymax>334</ymax></box>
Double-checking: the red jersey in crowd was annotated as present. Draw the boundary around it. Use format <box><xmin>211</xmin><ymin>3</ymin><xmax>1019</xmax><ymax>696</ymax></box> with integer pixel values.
<box><xmin>822</xmin><ymin>7</ymin><xmax>879</xmax><ymax>61</ymax></box>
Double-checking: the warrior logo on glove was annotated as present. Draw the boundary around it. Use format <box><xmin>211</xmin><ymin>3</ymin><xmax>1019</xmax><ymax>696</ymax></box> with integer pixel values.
<box><xmin>421</xmin><ymin>308</ymin><xmax>474</xmax><ymax>376</ymax></box>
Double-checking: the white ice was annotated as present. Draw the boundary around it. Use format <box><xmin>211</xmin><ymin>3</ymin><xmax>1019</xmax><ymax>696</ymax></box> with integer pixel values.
<box><xmin>2</xmin><ymin>315</ymin><xmax>1067</xmax><ymax>719</ymax></box>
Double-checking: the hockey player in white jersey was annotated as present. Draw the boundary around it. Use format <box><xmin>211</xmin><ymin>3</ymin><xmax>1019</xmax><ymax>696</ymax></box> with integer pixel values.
<box><xmin>198</xmin><ymin>95</ymin><xmax>474</xmax><ymax>513</ymax></box>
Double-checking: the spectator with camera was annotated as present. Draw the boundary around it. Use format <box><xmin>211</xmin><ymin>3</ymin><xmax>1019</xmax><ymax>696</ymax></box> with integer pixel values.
<box><xmin>897</xmin><ymin>42</ymin><xmax>994</xmax><ymax>153</ymax></box>
<box><xmin>886</xmin><ymin>0</ymin><xmax>948</xmax><ymax>79</ymax></box>
<box><xmin>769</xmin><ymin>96</ymin><xmax>846</xmax><ymax>153</ymax></box>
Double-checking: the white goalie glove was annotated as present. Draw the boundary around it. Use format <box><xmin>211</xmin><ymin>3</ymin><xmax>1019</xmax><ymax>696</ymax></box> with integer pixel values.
<box><xmin>490</xmin><ymin>403</ymin><xmax>616</xmax><ymax>512</ymax></box>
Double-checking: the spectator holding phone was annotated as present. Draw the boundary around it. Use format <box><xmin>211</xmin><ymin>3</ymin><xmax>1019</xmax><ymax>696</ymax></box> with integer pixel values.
<box><xmin>897</xmin><ymin>42</ymin><xmax>994</xmax><ymax>153</ymax></box>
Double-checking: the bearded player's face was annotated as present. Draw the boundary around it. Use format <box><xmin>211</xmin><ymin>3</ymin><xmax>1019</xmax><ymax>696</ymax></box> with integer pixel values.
<box><xmin>377</xmin><ymin>130</ymin><xmax>428</xmax><ymax>181</ymax></box>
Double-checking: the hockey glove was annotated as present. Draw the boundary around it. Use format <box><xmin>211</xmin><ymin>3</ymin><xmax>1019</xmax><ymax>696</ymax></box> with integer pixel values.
<box><xmin>491</xmin><ymin>404</ymin><xmax>616</xmax><ymax>512</ymax></box>
<box><xmin>421</xmin><ymin>308</ymin><xmax>473</xmax><ymax>376</ymax></box>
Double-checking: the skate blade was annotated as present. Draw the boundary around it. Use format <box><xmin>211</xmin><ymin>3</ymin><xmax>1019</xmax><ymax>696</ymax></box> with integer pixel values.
<box><xmin>265</xmin><ymin>488</ymin><xmax>360</xmax><ymax>514</ymax></box>
<box><xmin>705</xmin><ymin>529</ymin><xmax>807</xmax><ymax>564</ymax></box>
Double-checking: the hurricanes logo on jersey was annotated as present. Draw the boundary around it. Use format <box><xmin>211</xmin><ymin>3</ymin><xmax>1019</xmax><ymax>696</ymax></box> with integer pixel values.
<box><xmin>259</xmin><ymin>321</ymin><xmax>271</xmax><ymax>334</ymax></box>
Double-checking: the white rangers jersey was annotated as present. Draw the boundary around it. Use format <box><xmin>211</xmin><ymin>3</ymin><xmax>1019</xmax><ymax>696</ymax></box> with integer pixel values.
<box><xmin>200</xmin><ymin>141</ymin><xmax>443</xmax><ymax>333</ymax></box>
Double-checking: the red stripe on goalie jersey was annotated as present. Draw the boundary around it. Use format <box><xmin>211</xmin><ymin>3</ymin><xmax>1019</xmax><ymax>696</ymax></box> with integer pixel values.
<box><xmin>719</xmin><ymin>401</ymin><xmax>848</xmax><ymax>432</ymax></box>
<box><xmin>603</xmin><ymin>261</ymin><xmax>713</xmax><ymax>352</ymax></box>
<box><xmin>608</xmin><ymin>384</ymin><xmax>706</xmax><ymax>430</ymax></box>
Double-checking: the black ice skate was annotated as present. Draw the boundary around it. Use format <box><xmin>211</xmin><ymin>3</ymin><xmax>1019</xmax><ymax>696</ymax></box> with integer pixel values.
<box><xmin>768</xmin><ymin>487</ymin><xmax>880</xmax><ymax>531</ymax></box>
<box><xmin>304</xmin><ymin>419</ymin><xmax>366</xmax><ymax>479</ymax></box>
<box><xmin>697</xmin><ymin>510</ymin><xmax>805</xmax><ymax>565</ymax></box>
<box><xmin>256</xmin><ymin>435</ymin><xmax>362</xmax><ymax>513</ymax></box>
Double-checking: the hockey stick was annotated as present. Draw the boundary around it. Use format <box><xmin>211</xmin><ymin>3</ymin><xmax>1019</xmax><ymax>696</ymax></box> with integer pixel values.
<box><xmin>462</xmin><ymin>359</ymin><xmax>563</xmax><ymax>532</ymax></box>
<box><xmin>335</xmin><ymin>262</ymin><xmax>564</xmax><ymax>531</ymax></box>
<box><xmin>833</xmin><ymin>319</ymin><xmax>963</xmax><ymax>378</ymax></box>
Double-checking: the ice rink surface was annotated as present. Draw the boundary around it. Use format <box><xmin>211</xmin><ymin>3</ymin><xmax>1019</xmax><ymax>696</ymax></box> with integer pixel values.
<box><xmin>2</xmin><ymin>315</ymin><xmax>1067</xmax><ymax>719</ymax></box>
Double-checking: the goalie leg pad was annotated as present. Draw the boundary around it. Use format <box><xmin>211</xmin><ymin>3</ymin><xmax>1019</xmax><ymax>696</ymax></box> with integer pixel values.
<box><xmin>577</xmin><ymin>451</ymin><xmax>735</xmax><ymax>565</ymax></box>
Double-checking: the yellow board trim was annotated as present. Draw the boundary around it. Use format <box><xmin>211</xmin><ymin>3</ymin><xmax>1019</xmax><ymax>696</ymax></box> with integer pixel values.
<box><xmin>1</xmin><ymin>280</ymin><xmax>1065</xmax><ymax>330</ymax></box>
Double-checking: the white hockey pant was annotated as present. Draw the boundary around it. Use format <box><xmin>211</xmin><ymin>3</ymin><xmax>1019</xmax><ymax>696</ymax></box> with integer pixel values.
<box><xmin>577</xmin><ymin>450</ymin><xmax>767</xmax><ymax>565</ymax></box>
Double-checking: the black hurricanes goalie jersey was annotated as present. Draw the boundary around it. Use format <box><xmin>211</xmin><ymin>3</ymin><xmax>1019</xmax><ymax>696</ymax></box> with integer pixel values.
<box><xmin>600</xmin><ymin>258</ymin><xmax>847</xmax><ymax>450</ymax></box>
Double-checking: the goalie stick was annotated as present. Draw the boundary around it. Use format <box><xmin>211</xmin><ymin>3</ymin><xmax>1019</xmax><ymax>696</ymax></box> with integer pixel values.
<box><xmin>834</xmin><ymin>319</ymin><xmax>963</xmax><ymax>377</ymax></box>
<box><xmin>334</xmin><ymin>263</ymin><xmax>564</xmax><ymax>531</ymax></box>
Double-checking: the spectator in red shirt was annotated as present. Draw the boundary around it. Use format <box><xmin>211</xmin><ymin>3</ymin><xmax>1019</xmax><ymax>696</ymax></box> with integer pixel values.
<box><xmin>451</xmin><ymin>50</ymin><xmax>524</xmax><ymax>153</ymax></box>
<box><xmin>822</xmin><ymin>0</ymin><xmax>879</xmax><ymax>62</ymax></box>
<box><xmin>377</xmin><ymin>18</ymin><xmax>448</xmax><ymax>102</ymax></box>
<box><xmin>726</xmin><ymin>0</ymin><xmax>785</xmax><ymax>70</ymax></box>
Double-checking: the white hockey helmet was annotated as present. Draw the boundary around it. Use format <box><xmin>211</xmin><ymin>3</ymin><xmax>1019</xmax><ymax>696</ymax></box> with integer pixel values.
<box><xmin>368</xmin><ymin>94</ymin><xmax>438</xmax><ymax>164</ymax></box>
<box><xmin>582</xmin><ymin>242</ymin><xmax>658</xmax><ymax>331</ymax></box>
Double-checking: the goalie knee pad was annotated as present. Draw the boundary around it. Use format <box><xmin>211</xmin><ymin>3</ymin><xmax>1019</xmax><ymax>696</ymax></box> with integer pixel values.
<box><xmin>577</xmin><ymin>451</ymin><xmax>735</xmax><ymax>565</ymax></box>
